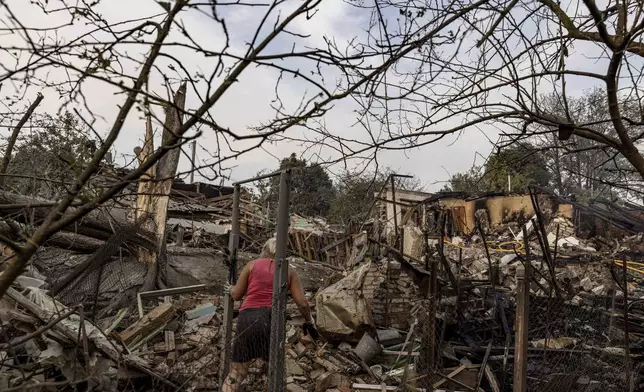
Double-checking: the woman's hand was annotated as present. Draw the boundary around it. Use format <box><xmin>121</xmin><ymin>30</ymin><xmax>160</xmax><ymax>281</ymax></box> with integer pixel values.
<box><xmin>303</xmin><ymin>315</ymin><xmax>319</xmax><ymax>340</ymax></box>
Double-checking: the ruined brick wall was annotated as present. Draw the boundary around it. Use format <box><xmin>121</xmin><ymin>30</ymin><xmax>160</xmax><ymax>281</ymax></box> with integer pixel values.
<box><xmin>403</xmin><ymin>225</ymin><xmax>424</xmax><ymax>260</ymax></box>
<box><xmin>484</xmin><ymin>195</ymin><xmax>534</xmax><ymax>226</ymax></box>
<box><xmin>439</xmin><ymin>195</ymin><xmax>542</xmax><ymax>232</ymax></box>
<box><xmin>361</xmin><ymin>259</ymin><xmax>417</xmax><ymax>330</ymax></box>
<box><xmin>437</xmin><ymin>198</ymin><xmax>471</xmax><ymax>231</ymax></box>
<box><xmin>379</xmin><ymin>188</ymin><xmax>432</xmax><ymax>235</ymax></box>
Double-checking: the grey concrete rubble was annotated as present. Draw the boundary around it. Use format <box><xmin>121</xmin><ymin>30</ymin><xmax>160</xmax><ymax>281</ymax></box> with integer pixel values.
<box><xmin>3</xmin><ymin>190</ymin><xmax>644</xmax><ymax>392</ymax></box>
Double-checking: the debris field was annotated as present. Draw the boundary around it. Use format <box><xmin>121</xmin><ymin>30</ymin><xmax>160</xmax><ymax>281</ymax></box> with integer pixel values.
<box><xmin>1</xmin><ymin>185</ymin><xmax>644</xmax><ymax>392</ymax></box>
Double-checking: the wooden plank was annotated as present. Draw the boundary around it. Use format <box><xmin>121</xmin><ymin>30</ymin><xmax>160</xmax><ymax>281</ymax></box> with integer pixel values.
<box><xmin>165</xmin><ymin>330</ymin><xmax>177</xmax><ymax>365</ymax></box>
<box><xmin>322</xmin><ymin>235</ymin><xmax>352</xmax><ymax>252</ymax></box>
<box><xmin>382</xmin><ymin>350</ymin><xmax>420</xmax><ymax>356</ymax></box>
<box><xmin>295</xmin><ymin>232</ymin><xmax>304</xmax><ymax>255</ymax></box>
<box><xmin>288</xmin><ymin>234</ymin><xmax>296</xmax><ymax>254</ymax></box>
<box><xmin>352</xmin><ymin>384</ymin><xmax>427</xmax><ymax>392</ymax></box>
<box><xmin>117</xmin><ymin>302</ymin><xmax>175</xmax><ymax>346</ymax></box>
<box><xmin>475</xmin><ymin>341</ymin><xmax>493</xmax><ymax>390</ymax></box>
<box><xmin>305</xmin><ymin>235</ymin><xmax>313</xmax><ymax>260</ymax></box>
<box><xmin>104</xmin><ymin>308</ymin><xmax>128</xmax><ymax>335</ymax></box>
<box><xmin>484</xmin><ymin>365</ymin><xmax>501</xmax><ymax>392</ymax></box>
<box><xmin>433</xmin><ymin>365</ymin><xmax>467</xmax><ymax>389</ymax></box>
<box><xmin>165</xmin><ymin>330</ymin><xmax>175</xmax><ymax>350</ymax></box>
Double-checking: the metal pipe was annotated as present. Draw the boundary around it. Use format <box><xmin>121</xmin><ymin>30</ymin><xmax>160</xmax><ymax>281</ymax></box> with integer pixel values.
<box><xmin>189</xmin><ymin>140</ymin><xmax>197</xmax><ymax>184</ymax></box>
<box><xmin>513</xmin><ymin>226</ymin><xmax>531</xmax><ymax>392</ymax></box>
<box><xmin>385</xmin><ymin>175</ymin><xmax>399</xmax><ymax>328</ymax></box>
<box><xmin>357</xmin><ymin>173</ymin><xmax>412</xmax><ymax>233</ymax></box>
<box><xmin>513</xmin><ymin>266</ymin><xmax>528</xmax><ymax>392</ymax></box>
<box><xmin>374</xmin><ymin>197</ymin><xmax>415</xmax><ymax>208</ymax></box>
<box><xmin>233</xmin><ymin>169</ymin><xmax>282</xmax><ymax>186</ymax></box>
<box><xmin>623</xmin><ymin>258</ymin><xmax>632</xmax><ymax>391</ymax></box>
<box><xmin>390</xmin><ymin>176</ymin><xmax>398</xmax><ymax>250</ymax></box>
<box><xmin>219</xmin><ymin>184</ymin><xmax>240</xmax><ymax>388</ymax></box>
<box><xmin>268</xmin><ymin>169</ymin><xmax>292</xmax><ymax>392</ymax></box>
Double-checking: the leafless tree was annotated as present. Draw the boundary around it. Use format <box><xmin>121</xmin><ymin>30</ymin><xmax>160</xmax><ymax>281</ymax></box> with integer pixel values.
<box><xmin>278</xmin><ymin>0</ymin><xmax>644</xmax><ymax>197</ymax></box>
<box><xmin>530</xmin><ymin>88</ymin><xmax>643</xmax><ymax>199</ymax></box>
<box><xmin>0</xmin><ymin>0</ymin><xmax>473</xmax><ymax>298</ymax></box>
<box><xmin>2</xmin><ymin>0</ymin><xmax>644</xmax><ymax>298</ymax></box>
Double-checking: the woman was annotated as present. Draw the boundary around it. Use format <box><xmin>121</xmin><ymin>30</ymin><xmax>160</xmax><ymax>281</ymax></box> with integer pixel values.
<box><xmin>222</xmin><ymin>238</ymin><xmax>316</xmax><ymax>392</ymax></box>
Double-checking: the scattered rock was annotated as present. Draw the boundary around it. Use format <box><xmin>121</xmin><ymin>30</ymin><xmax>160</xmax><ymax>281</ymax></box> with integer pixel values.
<box><xmin>591</xmin><ymin>285</ymin><xmax>607</xmax><ymax>296</ymax></box>
<box><xmin>285</xmin><ymin>357</ymin><xmax>305</xmax><ymax>376</ymax></box>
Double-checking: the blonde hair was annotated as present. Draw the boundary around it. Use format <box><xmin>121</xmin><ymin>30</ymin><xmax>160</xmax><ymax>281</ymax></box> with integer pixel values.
<box><xmin>260</xmin><ymin>238</ymin><xmax>276</xmax><ymax>259</ymax></box>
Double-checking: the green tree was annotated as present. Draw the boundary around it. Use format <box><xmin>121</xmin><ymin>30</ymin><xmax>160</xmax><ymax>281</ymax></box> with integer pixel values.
<box><xmin>483</xmin><ymin>144</ymin><xmax>551</xmax><ymax>193</ymax></box>
<box><xmin>441</xmin><ymin>166</ymin><xmax>484</xmax><ymax>193</ymax></box>
<box><xmin>6</xmin><ymin>112</ymin><xmax>102</xmax><ymax>199</ymax></box>
<box><xmin>257</xmin><ymin>154</ymin><xmax>335</xmax><ymax>217</ymax></box>
<box><xmin>329</xmin><ymin>168</ymin><xmax>422</xmax><ymax>225</ymax></box>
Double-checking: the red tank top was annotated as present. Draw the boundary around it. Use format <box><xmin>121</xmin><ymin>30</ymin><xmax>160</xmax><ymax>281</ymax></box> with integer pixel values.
<box><xmin>240</xmin><ymin>258</ymin><xmax>275</xmax><ymax>310</ymax></box>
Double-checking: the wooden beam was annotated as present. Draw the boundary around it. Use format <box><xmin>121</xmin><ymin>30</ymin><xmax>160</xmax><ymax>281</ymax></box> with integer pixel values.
<box><xmin>484</xmin><ymin>365</ymin><xmax>501</xmax><ymax>392</ymax></box>
<box><xmin>117</xmin><ymin>302</ymin><xmax>175</xmax><ymax>346</ymax></box>
<box><xmin>433</xmin><ymin>365</ymin><xmax>467</xmax><ymax>389</ymax></box>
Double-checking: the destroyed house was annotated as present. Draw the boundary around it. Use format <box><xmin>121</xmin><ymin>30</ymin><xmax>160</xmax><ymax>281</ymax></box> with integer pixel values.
<box><xmin>166</xmin><ymin>180</ymin><xmax>267</xmax><ymax>248</ymax></box>
<box><xmin>376</xmin><ymin>189</ymin><xmax>559</xmax><ymax>235</ymax></box>
<box><xmin>376</xmin><ymin>187</ymin><xmax>431</xmax><ymax>235</ymax></box>
<box><xmin>541</xmin><ymin>189</ymin><xmax>644</xmax><ymax>239</ymax></box>
<box><xmin>423</xmin><ymin>192</ymin><xmax>538</xmax><ymax>234</ymax></box>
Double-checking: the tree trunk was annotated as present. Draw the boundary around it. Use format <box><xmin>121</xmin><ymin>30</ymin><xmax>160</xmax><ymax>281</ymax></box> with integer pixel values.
<box><xmin>134</xmin><ymin>115</ymin><xmax>159</xmax><ymax>266</ymax></box>
<box><xmin>133</xmin><ymin>83</ymin><xmax>187</xmax><ymax>290</ymax></box>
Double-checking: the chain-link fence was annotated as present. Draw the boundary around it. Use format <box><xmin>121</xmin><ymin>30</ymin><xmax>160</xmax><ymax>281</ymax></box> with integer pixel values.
<box><xmin>408</xmin><ymin>257</ymin><xmax>637</xmax><ymax>392</ymax></box>
<box><xmin>525</xmin><ymin>293</ymin><xmax>629</xmax><ymax>392</ymax></box>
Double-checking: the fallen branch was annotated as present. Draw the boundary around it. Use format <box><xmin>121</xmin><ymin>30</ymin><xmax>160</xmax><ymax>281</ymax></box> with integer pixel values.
<box><xmin>0</xmin><ymin>306</ymin><xmax>77</xmax><ymax>349</ymax></box>
<box><xmin>3</xmin><ymin>378</ymin><xmax>89</xmax><ymax>392</ymax></box>
<box><xmin>5</xmin><ymin>287</ymin><xmax>178</xmax><ymax>389</ymax></box>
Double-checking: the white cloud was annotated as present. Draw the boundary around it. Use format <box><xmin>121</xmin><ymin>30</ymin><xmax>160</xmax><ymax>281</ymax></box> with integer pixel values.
<box><xmin>1</xmin><ymin>0</ymin><xmax>616</xmax><ymax>192</ymax></box>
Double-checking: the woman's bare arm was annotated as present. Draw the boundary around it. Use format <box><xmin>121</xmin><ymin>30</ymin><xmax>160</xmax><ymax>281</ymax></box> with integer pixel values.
<box><xmin>231</xmin><ymin>262</ymin><xmax>253</xmax><ymax>301</ymax></box>
<box><xmin>288</xmin><ymin>269</ymin><xmax>311</xmax><ymax>321</ymax></box>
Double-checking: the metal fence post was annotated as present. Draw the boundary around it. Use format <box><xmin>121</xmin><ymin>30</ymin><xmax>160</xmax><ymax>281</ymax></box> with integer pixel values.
<box><xmin>219</xmin><ymin>184</ymin><xmax>240</xmax><ymax>388</ymax></box>
<box><xmin>513</xmin><ymin>265</ymin><xmax>529</xmax><ymax>392</ymax></box>
<box><xmin>268</xmin><ymin>169</ymin><xmax>291</xmax><ymax>392</ymax></box>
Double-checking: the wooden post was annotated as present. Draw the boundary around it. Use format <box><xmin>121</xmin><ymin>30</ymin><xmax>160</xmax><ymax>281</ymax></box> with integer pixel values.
<box><xmin>219</xmin><ymin>184</ymin><xmax>240</xmax><ymax>388</ymax></box>
<box><xmin>176</xmin><ymin>225</ymin><xmax>184</xmax><ymax>246</ymax></box>
<box><xmin>513</xmin><ymin>266</ymin><xmax>529</xmax><ymax>392</ymax></box>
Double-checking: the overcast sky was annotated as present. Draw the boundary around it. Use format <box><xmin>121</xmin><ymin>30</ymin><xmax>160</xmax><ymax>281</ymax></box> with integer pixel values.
<box><xmin>1</xmin><ymin>0</ymin><xmax>611</xmax><ymax>192</ymax></box>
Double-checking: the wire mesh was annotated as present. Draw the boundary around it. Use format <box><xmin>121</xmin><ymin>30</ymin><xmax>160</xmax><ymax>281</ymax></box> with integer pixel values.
<box><xmin>411</xmin><ymin>256</ymin><xmax>636</xmax><ymax>392</ymax></box>
<box><xmin>222</xmin><ymin>308</ymin><xmax>273</xmax><ymax>391</ymax></box>
<box><xmin>525</xmin><ymin>293</ymin><xmax>628</xmax><ymax>392</ymax></box>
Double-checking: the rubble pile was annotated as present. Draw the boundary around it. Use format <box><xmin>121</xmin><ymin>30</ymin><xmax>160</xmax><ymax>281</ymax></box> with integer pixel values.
<box><xmin>5</xmin><ymin>184</ymin><xmax>644</xmax><ymax>391</ymax></box>
<box><xmin>316</xmin><ymin>258</ymin><xmax>418</xmax><ymax>343</ymax></box>
<box><xmin>362</xmin><ymin>260</ymin><xmax>418</xmax><ymax>330</ymax></box>
<box><xmin>143</xmin><ymin>295</ymin><xmax>223</xmax><ymax>390</ymax></box>
<box><xmin>0</xmin><ymin>284</ymin><xmax>172</xmax><ymax>391</ymax></box>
